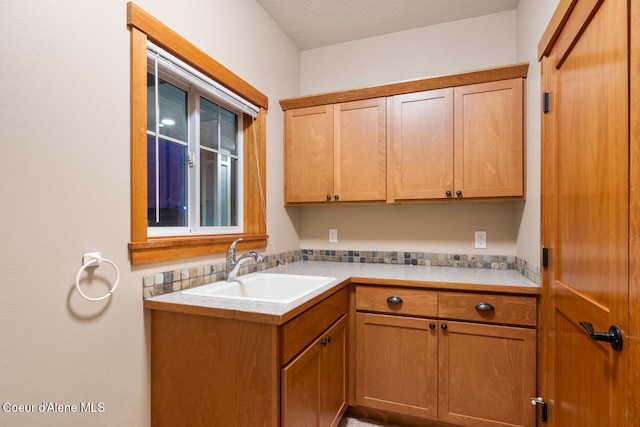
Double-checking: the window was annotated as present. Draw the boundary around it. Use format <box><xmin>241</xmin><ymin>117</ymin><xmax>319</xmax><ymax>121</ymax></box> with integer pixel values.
<box><xmin>127</xmin><ymin>2</ymin><xmax>268</xmax><ymax>264</ymax></box>
<box><xmin>146</xmin><ymin>44</ymin><xmax>251</xmax><ymax>236</ymax></box>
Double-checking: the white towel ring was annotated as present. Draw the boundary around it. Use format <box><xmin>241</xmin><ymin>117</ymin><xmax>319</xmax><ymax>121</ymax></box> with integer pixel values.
<box><xmin>75</xmin><ymin>253</ymin><xmax>120</xmax><ymax>302</ymax></box>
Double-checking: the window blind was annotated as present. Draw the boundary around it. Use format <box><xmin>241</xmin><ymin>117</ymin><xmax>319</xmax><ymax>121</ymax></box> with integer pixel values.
<box><xmin>146</xmin><ymin>41</ymin><xmax>259</xmax><ymax>118</ymax></box>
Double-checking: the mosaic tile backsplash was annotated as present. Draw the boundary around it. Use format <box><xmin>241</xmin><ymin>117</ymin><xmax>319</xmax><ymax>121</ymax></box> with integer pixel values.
<box><xmin>143</xmin><ymin>249</ymin><xmax>540</xmax><ymax>299</ymax></box>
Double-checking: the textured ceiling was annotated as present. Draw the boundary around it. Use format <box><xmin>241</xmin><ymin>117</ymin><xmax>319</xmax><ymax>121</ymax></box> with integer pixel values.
<box><xmin>257</xmin><ymin>0</ymin><xmax>519</xmax><ymax>50</ymax></box>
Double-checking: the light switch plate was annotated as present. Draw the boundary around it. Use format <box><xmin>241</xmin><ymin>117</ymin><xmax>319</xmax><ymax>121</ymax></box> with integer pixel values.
<box><xmin>329</xmin><ymin>229</ymin><xmax>338</xmax><ymax>243</ymax></box>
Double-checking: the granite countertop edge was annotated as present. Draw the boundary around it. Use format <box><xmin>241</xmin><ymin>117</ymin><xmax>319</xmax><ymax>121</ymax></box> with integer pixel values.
<box><xmin>143</xmin><ymin>260</ymin><xmax>539</xmax><ymax>324</ymax></box>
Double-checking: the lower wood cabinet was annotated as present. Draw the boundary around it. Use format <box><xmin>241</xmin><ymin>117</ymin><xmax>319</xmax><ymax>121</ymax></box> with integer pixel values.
<box><xmin>356</xmin><ymin>313</ymin><xmax>438</xmax><ymax>419</ymax></box>
<box><xmin>355</xmin><ymin>285</ymin><xmax>537</xmax><ymax>427</ymax></box>
<box><xmin>148</xmin><ymin>287</ymin><xmax>348</xmax><ymax>427</ymax></box>
<box><xmin>282</xmin><ymin>315</ymin><xmax>347</xmax><ymax>427</ymax></box>
<box><xmin>438</xmin><ymin>321</ymin><xmax>536</xmax><ymax>427</ymax></box>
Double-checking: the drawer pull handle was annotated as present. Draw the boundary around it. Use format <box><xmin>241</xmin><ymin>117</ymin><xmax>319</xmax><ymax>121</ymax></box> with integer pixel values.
<box><xmin>475</xmin><ymin>302</ymin><xmax>495</xmax><ymax>312</ymax></box>
<box><xmin>387</xmin><ymin>296</ymin><xmax>403</xmax><ymax>304</ymax></box>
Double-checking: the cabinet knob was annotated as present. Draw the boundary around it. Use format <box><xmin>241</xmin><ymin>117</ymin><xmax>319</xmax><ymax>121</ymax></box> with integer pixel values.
<box><xmin>387</xmin><ymin>296</ymin><xmax>403</xmax><ymax>304</ymax></box>
<box><xmin>456</xmin><ymin>190</ymin><xmax>462</xmax><ymax>197</ymax></box>
<box><xmin>441</xmin><ymin>323</ymin><xmax>448</xmax><ymax>331</ymax></box>
<box><xmin>326</xmin><ymin>195</ymin><xmax>331</xmax><ymax>201</ymax></box>
<box><xmin>446</xmin><ymin>190</ymin><xmax>452</xmax><ymax>197</ymax></box>
<box><xmin>429</xmin><ymin>323</ymin><xmax>436</xmax><ymax>330</ymax></box>
<box><xmin>334</xmin><ymin>194</ymin><xmax>340</xmax><ymax>200</ymax></box>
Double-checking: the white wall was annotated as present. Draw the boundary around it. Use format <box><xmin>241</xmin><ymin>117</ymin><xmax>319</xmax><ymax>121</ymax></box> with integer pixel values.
<box><xmin>300</xmin><ymin>10</ymin><xmax>517</xmax><ymax>94</ymax></box>
<box><xmin>515</xmin><ymin>0</ymin><xmax>561</xmax><ymax>264</ymax></box>
<box><xmin>0</xmin><ymin>0</ymin><xmax>299</xmax><ymax>425</ymax></box>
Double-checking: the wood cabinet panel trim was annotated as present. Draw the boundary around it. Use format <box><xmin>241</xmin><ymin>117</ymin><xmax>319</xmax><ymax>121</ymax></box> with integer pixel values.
<box><xmin>280</xmin><ymin>63</ymin><xmax>529</xmax><ymax>111</ymax></box>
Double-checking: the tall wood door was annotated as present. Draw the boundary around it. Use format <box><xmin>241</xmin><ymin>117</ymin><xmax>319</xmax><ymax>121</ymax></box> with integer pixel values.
<box><xmin>284</xmin><ymin>105</ymin><xmax>334</xmax><ymax>203</ymax></box>
<box><xmin>540</xmin><ymin>0</ymin><xmax>630</xmax><ymax>425</ymax></box>
<box><xmin>391</xmin><ymin>88</ymin><xmax>454</xmax><ymax>200</ymax></box>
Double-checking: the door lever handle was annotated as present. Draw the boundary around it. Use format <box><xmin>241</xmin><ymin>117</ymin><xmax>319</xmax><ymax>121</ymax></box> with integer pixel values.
<box><xmin>579</xmin><ymin>322</ymin><xmax>623</xmax><ymax>351</ymax></box>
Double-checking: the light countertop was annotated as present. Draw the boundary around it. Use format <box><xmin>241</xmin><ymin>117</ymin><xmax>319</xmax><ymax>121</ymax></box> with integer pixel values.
<box><xmin>143</xmin><ymin>261</ymin><xmax>539</xmax><ymax>324</ymax></box>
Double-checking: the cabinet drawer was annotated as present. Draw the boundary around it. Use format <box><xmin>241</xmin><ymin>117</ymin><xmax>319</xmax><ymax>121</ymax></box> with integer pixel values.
<box><xmin>356</xmin><ymin>285</ymin><xmax>438</xmax><ymax>317</ymax></box>
<box><xmin>438</xmin><ymin>292</ymin><xmax>536</xmax><ymax>327</ymax></box>
<box><xmin>281</xmin><ymin>288</ymin><xmax>347</xmax><ymax>364</ymax></box>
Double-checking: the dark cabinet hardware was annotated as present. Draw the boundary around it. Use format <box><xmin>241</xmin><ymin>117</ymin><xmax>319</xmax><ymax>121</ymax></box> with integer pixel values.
<box><xmin>429</xmin><ymin>323</ymin><xmax>436</xmax><ymax>330</ymax></box>
<box><xmin>446</xmin><ymin>190</ymin><xmax>452</xmax><ymax>197</ymax></box>
<box><xmin>441</xmin><ymin>324</ymin><xmax>448</xmax><ymax>331</ymax></box>
<box><xmin>334</xmin><ymin>194</ymin><xmax>339</xmax><ymax>200</ymax></box>
<box><xmin>475</xmin><ymin>302</ymin><xmax>495</xmax><ymax>312</ymax></box>
<box><xmin>456</xmin><ymin>190</ymin><xmax>462</xmax><ymax>197</ymax></box>
<box><xmin>326</xmin><ymin>195</ymin><xmax>331</xmax><ymax>201</ymax></box>
<box><xmin>542</xmin><ymin>247</ymin><xmax>549</xmax><ymax>268</ymax></box>
<box><xmin>531</xmin><ymin>397</ymin><xmax>548</xmax><ymax>422</ymax></box>
<box><xmin>542</xmin><ymin>92</ymin><xmax>550</xmax><ymax>114</ymax></box>
<box><xmin>321</xmin><ymin>335</ymin><xmax>333</xmax><ymax>347</ymax></box>
<box><xmin>579</xmin><ymin>321</ymin><xmax>623</xmax><ymax>351</ymax></box>
<box><xmin>386</xmin><ymin>296</ymin><xmax>403</xmax><ymax>304</ymax></box>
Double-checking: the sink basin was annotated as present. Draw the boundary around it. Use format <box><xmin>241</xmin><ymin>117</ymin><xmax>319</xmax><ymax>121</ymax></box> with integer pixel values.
<box><xmin>182</xmin><ymin>273</ymin><xmax>337</xmax><ymax>303</ymax></box>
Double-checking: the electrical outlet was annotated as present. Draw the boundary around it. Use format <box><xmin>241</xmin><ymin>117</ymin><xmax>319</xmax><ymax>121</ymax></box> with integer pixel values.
<box><xmin>475</xmin><ymin>231</ymin><xmax>487</xmax><ymax>249</ymax></box>
<box><xmin>329</xmin><ymin>229</ymin><xmax>338</xmax><ymax>243</ymax></box>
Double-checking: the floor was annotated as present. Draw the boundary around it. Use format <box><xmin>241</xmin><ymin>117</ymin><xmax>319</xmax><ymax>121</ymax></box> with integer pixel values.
<box><xmin>339</xmin><ymin>416</ymin><xmax>401</xmax><ymax>427</ymax></box>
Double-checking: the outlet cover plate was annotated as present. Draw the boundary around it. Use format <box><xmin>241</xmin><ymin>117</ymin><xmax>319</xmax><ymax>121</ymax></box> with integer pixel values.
<box><xmin>475</xmin><ymin>231</ymin><xmax>487</xmax><ymax>249</ymax></box>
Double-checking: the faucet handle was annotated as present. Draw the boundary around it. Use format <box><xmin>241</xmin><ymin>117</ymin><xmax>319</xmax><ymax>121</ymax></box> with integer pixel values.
<box><xmin>229</xmin><ymin>237</ymin><xmax>243</xmax><ymax>251</ymax></box>
<box><xmin>227</xmin><ymin>237</ymin><xmax>243</xmax><ymax>261</ymax></box>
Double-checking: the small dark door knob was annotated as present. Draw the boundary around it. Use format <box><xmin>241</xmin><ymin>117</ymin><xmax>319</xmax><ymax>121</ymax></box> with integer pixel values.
<box><xmin>456</xmin><ymin>190</ymin><xmax>462</xmax><ymax>196</ymax></box>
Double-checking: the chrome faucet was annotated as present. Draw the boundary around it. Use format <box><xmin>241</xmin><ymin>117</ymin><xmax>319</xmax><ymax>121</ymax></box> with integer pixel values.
<box><xmin>226</xmin><ymin>238</ymin><xmax>263</xmax><ymax>281</ymax></box>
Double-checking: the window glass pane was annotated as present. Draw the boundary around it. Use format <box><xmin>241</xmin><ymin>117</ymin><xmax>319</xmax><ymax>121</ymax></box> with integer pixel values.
<box><xmin>147</xmin><ymin>73</ymin><xmax>156</xmax><ymax>132</ymax></box>
<box><xmin>148</xmin><ymin>136</ymin><xmax>188</xmax><ymax>227</ymax></box>
<box><xmin>220</xmin><ymin>107</ymin><xmax>238</xmax><ymax>155</ymax></box>
<box><xmin>158</xmin><ymin>78</ymin><xmax>187</xmax><ymax>141</ymax></box>
<box><xmin>200</xmin><ymin>150</ymin><xmax>237</xmax><ymax>227</ymax></box>
<box><xmin>200</xmin><ymin>97</ymin><xmax>219</xmax><ymax>150</ymax></box>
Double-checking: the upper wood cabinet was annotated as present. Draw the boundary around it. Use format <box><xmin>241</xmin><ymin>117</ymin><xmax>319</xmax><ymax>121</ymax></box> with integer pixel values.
<box><xmin>391</xmin><ymin>78</ymin><xmax>524</xmax><ymax>201</ymax></box>
<box><xmin>392</xmin><ymin>88</ymin><xmax>454</xmax><ymax>200</ymax></box>
<box><xmin>281</xmin><ymin>63</ymin><xmax>528</xmax><ymax>205</ymax></box>
<box><xmin>453</xmin><ymin>78</ymin><xmax>524</xmax><ymax>199</ymax></box>
<box><xmin>284</xmin><ymin>98</ymin><xmax>387</xmax><ymax>204</ymax></box>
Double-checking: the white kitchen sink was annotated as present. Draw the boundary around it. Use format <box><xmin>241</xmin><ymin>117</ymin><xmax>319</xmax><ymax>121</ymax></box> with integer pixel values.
<box><xmin>182</xmin><ymin>272</ymin><xmax>337</xmax><ymax>303</ymax></box>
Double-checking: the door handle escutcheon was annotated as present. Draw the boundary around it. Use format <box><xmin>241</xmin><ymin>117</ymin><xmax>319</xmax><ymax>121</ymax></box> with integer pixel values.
<box><xmin>579</xmin><ymin>321</ymin><xmax>623</xmax><ymax>351</ymax></box>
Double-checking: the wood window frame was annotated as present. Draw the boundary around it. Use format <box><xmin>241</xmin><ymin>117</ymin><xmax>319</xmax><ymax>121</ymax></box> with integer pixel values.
<box><xmin>127</xmin><ymin>2</ymin><xmax>268</xmax><ymax>264</ymax></box>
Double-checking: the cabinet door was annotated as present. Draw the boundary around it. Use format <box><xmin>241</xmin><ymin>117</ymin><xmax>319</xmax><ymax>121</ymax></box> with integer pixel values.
<box><xmin>356</xmin><ymin>312</ymin><xmax>438</xmax><ymax>419</ymax></box>
<box><xmin>453</xmin><ymin>79</ymin><xmax>524</xmax><ymax>198</ymax></box>
<box><xmin>282</xmin><ymin>315</ymin><xmax>347</xmax><ymax>427</ymax></box>
<box><xmin>391</xmin><ymin>88</ymin><xmax>454</xmax><ymax>200</ymax></box>
<box><xmin>334</xmin><ymin>98</ymin><xmax>387</xmax><ymax>202</ymax></box>
<box><xmin>321</xmin><ymin>316</ymin><xmax>347</xmax><ymax>427</ymax></box>
<box><xmin>284</xmin><ymin>105</ymin><xmax>334</xmax><ymax>203</ymax></box>
<box><xmin>438</xmin><ymin>321</ymin><xmax>536</xmax><ymax>427</ymax></box>
<box><xmin>282</xmin><ymin>336</ymin><xmax>322</xmax><ymax>427</ymax></box>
